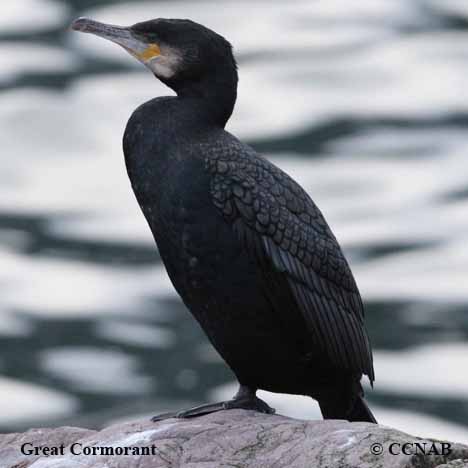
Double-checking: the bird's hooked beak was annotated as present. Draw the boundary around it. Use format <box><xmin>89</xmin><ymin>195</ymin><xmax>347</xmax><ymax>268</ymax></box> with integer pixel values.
<box><xmin>71</xmin><ymin>17</ymin><xmax>162</xmax><ymax>63</ymax></box>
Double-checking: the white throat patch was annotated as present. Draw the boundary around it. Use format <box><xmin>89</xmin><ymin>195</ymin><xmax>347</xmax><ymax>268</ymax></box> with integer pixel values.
<box><xmin>146</xmin><ymin>46</ymin><xmax>182</xmax><ymax>79</ymax></box>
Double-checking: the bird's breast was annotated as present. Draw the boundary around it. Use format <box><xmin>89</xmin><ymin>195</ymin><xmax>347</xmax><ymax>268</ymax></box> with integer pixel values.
<box><xmin>128</xmin><ymin>151</ymin><xmax>233</xmax><ymax>303</ymax></box>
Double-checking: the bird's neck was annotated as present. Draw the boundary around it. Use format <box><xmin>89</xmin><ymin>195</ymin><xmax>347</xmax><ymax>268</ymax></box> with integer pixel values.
<box><xmin>170</xmin><ymin>70</ymin><xmax>238</xmax><ymax>128</ymax></box>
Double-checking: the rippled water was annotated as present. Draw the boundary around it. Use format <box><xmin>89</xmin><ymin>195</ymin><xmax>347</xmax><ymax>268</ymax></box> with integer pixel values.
<box><xmin>1</xmin><ymin>0</ymin><xmax>468</xmax><ymax>443</ymax></box>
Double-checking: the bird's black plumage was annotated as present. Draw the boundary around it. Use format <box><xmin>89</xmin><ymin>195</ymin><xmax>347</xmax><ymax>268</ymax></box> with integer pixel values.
<box><xmin>73</xmin><ymin>17</ymin><xmax>376</xmax><ymax>423</ymax></box>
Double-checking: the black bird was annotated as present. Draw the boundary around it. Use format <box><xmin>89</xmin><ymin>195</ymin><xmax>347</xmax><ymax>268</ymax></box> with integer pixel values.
<box><xmin>72</xmin><ymin>17</ymin><xmax>376</xmax><ymax>423</ymax></box>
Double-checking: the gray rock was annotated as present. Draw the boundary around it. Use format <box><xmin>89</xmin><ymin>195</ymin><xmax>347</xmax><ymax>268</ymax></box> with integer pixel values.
<box><xmin>0</xmin><ymin>410</ymin><xmax>467</xmax><ymax>468</ymax></box>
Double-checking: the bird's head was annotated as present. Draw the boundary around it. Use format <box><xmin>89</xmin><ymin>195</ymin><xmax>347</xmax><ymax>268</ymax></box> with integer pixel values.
<box><xmin>71</xmin><ymin>17</ymin><xmax>238</xmax><ymax>97</ymax></box>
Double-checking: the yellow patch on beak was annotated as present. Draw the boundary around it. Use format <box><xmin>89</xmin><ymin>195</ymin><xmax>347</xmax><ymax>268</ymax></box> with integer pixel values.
<box><xmin>137</xmin><ymin>43</ymin><xmax>161</xmax><ymax>61</ymax></box>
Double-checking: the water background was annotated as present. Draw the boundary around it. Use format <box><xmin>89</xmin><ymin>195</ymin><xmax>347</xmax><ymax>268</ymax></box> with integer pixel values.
<box><xmin>1</xmin><ymin>0</ymin><xmax>468</xmax><ymax>443</ymax></box>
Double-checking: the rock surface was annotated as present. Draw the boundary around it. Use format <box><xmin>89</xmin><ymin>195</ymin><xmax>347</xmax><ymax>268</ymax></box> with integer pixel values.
<box><xmin>0</xmin><ymin>410</ymin><xmax>467</xmax><ymax>468</ymax></box>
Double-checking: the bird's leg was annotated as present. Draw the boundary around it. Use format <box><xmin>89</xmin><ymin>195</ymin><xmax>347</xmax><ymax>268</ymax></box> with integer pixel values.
<box><xmin>151</xmin><ymin>385</ymin><xmax>275</xmax><ymax>422</ymax></box>
<box><xmin>223</xmin><ymin>385</ymin><xmax>275</xmax><ymax>413</ymax></box>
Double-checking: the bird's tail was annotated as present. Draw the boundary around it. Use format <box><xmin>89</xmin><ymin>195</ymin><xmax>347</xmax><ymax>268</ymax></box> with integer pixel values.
<box><xmin>346</xmin><ymin>395</ymin><xmax>377</xmax><ymax>423</ymax></box>
<box><xmin>319</xmin><ymin>394</ymin><xmax>377</xmax><ymax>424</ymax></box>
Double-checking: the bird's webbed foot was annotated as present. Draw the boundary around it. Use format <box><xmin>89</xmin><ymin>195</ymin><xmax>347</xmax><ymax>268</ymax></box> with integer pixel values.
<box><xmin>151</xmin><ymin>402</ymin><xmax>226</xmax><ymax>422</ymax></box>
<box><xmin>151</xmin><ymin>386</ymin><xmax>275</xmax><ymax>422</ymax></box>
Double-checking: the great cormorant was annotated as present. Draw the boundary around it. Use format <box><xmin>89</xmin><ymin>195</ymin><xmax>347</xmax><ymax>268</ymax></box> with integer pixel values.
<box><xmin>72</xmin><ymin>17</ymin><xmax>376</xmax><ymax>423</ymax></box>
